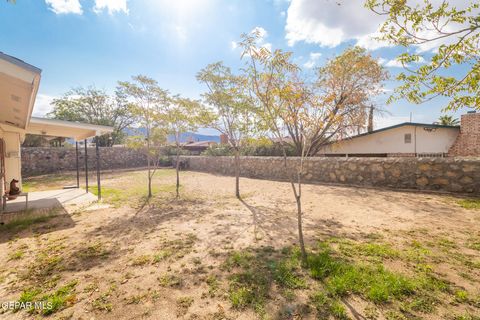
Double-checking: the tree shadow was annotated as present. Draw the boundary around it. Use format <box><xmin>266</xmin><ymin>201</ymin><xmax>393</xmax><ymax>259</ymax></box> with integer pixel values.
<box><xmin>238</xmin><ymin>196</ymin><xmax>346</xmax><ymax>247</ymax></box>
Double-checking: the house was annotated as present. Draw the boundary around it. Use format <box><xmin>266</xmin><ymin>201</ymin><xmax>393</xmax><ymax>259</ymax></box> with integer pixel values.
<box><xmin>0</xmin><ymin>52</ymin><xmax>113</xmax><ymax>204</ymax></box>
<box><xmin>318</xmin><ymin>112</ymin><xmax>480</xmax><ymax>157</ymax></box>
<box><xmin>182</xmin><ymin>141</ymin><xmax>217</xmax><ymax>155</ymax></box>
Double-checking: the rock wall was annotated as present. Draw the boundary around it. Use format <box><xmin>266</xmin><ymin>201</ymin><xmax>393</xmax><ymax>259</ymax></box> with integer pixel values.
<box><xmin>21</xmin><ymin>147</ymin><xmax>147</xmax><ymax>177</ymax></box>
<box><xmin>181</xmin><ymin>156</ymin><xmax>480</xmax><ymax>194</ymax></box>
<box><xmin>449</xmin><ymin>112</ymin><xmax>480</xmax><ymax>156</ymax></box>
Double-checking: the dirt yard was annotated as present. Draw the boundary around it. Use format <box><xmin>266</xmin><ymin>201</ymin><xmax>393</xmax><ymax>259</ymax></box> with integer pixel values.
<box><xmin>1</xmin><ymin>169</ymin><xmax>479</xmax><ymax>320</ymax></box>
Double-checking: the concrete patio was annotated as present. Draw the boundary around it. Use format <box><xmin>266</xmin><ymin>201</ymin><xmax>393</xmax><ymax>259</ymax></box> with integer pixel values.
<box><xmin>1</xmin><ymin>188</ymin><xmax>97</xmax><ymax>215</ymax></box>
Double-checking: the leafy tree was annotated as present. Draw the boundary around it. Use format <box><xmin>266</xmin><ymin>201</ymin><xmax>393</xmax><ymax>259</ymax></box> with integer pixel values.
<box><xmin>117</xmin><ymin>75</ymin><xmax>169</xmax><ymax>198</ymax></box>
<box><xmin>366</xmin><ymin>0</ymin><xmax>480</xmax><ymax>111</ymax></box>
<box><xmin>197</xmin><ymin>62</ymin><xmax>257</xmax><ymax>198</ymax></box>
<box><xmin>438</xmin><ymin>115</ymin><xmax>459</xmax><ymax>126</ymax></box>
<box><xmin>307</xmin><ymin>46</ymin><xmax>387</xmax><ymax>154</ymax></box>
<box><xmin>164</xmin><ymin>95</ymin><xmax>207</xmax><ymax>198</ymax></box>
<box><xmin>48</xmin><ymin>86</ymin><xmax>133</xmax><ymax>146</ymax></box>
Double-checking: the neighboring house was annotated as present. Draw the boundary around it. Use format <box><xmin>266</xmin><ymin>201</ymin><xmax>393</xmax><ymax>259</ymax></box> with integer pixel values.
<box><xmin>318</xmin><ymin>111</ymin><xmax>480</xmax><ymax>157</ymax></box>
<box><xmin>0</xmin><ymin>52</ymin><xmax>113</xmax><ymax>201</ymax></box>
<box><xmin>182</xmin><ymin>141</ymin><xmax>217</xmax><ymax>155</ymax></box>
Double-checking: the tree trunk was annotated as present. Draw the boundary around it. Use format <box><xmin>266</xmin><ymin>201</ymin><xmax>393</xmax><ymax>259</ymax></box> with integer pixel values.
<box><xmin>295</xmin><ymin>194</ymin><xmax>307</xmax><ymax>265</ymax></box>
<box><xmin>147</xmin><ymin>138</ymin><xmax>152</xmax><ymax>198</ymax></box>
<box><xmin>368</xmin><ymin>104</ymin><xmax>374</xmax><ymax>133</ymax></box>
<box><xmin>175</xmin><ymin>146</ymin><xmax>180</xmax><ymax>198</ymax></box>
<box><xmin>281</xmin><ymin>146</ymin><xmax>308</xmax><ymax>265</ymax></box>
<box><xmin>234</xmin><ymin>148</ymin><xmax>240</xmax><ymax>198</ymax></box>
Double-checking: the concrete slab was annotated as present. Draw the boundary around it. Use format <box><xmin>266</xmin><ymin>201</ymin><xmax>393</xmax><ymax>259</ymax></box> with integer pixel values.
<box><xmin>1</xmin><ymin>188</ymin><xmax>97</xmax><ymax>214</ymax></box>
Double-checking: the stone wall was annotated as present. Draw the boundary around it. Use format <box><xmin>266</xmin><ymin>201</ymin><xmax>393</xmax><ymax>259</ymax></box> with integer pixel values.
<box><xmin>181</xmin><ymin>156</ymin><xmax>480</xmax><ymax>194</ymax></box>
<box><xmin>21</xmin><ymin>147</ymin><xmax>147</xmax><ymax>177</ymax></box>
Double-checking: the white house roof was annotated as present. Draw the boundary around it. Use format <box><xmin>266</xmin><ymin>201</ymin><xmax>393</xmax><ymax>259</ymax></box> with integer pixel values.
<box><xmin>27</xmin><ymin>117</ymin><xmax>114</xmax><ymax>141</ymax></box>
<box><xmin>0</xmin><ymin>52</ymin><xmax>41</xmax><ymax>130</ymax></box>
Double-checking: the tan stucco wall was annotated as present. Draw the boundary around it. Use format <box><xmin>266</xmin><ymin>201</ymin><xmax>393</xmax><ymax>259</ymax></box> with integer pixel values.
<box><xmin>320</xmin><ymin>125</ymin><xmax>459</xmax><ymax>155</ymax></box>
<box><xmin>0</xmin><ymin>128</ymin><xmax>23</xmax><ymax>191</ymax></box>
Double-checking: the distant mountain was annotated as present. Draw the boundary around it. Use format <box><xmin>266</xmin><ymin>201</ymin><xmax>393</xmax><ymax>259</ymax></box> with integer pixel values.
<box><xmin>124</xmin><ymin>128</ymin><xmax>220</xmax><ymax>143</ymax></box>
<box><xmin>167</xmin><ymin>132</ymin><xmax>220</xmax><ymax>143</ymax></box>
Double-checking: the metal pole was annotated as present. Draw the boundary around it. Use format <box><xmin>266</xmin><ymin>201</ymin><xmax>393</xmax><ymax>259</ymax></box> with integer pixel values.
<box><xmin>75</xmin><ymin>142</ymin><xmax>80</xmax><ymax>188</ymax></box>
<box><xmin>96</xmin><ymin>139</ymin><xmax>101</xmax><ymax>200</ymax></box>
<box><xmin>84</xmin><ymin>139</ymin><xmax>88</xmax><ymax>193</ymax></box>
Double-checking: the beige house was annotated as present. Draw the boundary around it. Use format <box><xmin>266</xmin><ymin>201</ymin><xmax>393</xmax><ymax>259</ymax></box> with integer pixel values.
<box><xmin>319</xmin><ymin>112</ymin><xmax>480</xmax><ymax>157</ymax></box>
<box><xmin>0</xmin><ymin>52</ymin><xmax>113</xmax><ymax>204</ymax></box>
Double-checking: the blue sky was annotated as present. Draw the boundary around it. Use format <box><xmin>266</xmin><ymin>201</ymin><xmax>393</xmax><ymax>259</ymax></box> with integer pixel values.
<box><xmin>0</xmin><ymin>0</ymin><xmax>465</xmax><ymax>133</ymax></box>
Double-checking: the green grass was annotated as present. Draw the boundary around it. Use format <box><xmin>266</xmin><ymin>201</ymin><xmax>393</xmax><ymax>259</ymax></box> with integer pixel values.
<box><xmin>18</xmin><ymin>280</ymin><xmax>77</xmax><ymax>315</ymax></box>
<box><xmin>339</xmin><ymin>241</ymin><xmax>400</xmax><ymax>260</ymax></box>
<box><xmin>8</xmin><ymin>249</ymin><xmax>25</xmax><ymax>260</ymax></box>
<box><xmin>224</xmin><ymin>248</ymin><xmax>306</xmax><ymax>316</ymax></box>
<box><xmin>0</xmin><ymin>213</ymin><xmax>53</xmax><ymax>233</ymax></box>
<box><xmin>457</xmin><ymin>198</ymin><xmax>480</xmax><ymax>210</ymax></box>
<box><xmin>310</xmin><ymin>292</ymin><xmax>349</xmax><ymax>320</ymax></box>
<box><xmin>76</xmin><ymin>241</ymin><xmax>110</xmax><ymax>259</ymax></box>
<box><xmin>307</xmin><ymin>246</ymin><xmax>416</xmax><ymax>303</ymax></box>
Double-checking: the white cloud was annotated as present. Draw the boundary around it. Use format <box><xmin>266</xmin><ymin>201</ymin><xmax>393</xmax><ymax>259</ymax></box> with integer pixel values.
<box><xmin>385</xmin><ymin>59</ymin><xmax>404</xmax><ymax>68</ymax></box>
<box><xmin>45</xmin><ymin>0</ymin><xmax>82</xmax><ymax>14</ymax></box>
<box><xmin>94</xmin><ymin>0</ymin><xmax>128</xmax><ymax>15</ymax></box>
<box><xmin>285</xmin><ymin>0</ymin><xmax>384</xmax><ymax>48</ymax></box>
<box><xmin>32</xmin><ymin>94</ymin><xmax>56</xmax><ymax>117</ymax></box>
<box><xmin>285</xmin><ymin>0</ymin><xmax>473</xmax><ymax>52</ymax></box>
<box><xmin>248</xmin><ymin>26</ymin><xmax>272</xmax><ymax>53</ymax></box>
<box><xmin>303</xmin><ymin>52</ymin><xmax>321</xmax><ymax>69</ymax></box>
<box><xmin>381</xmin><ymin>56</ymin><xmax>425</xmax><ymax>68</ymax></box>
<box><xmin>230</xmin><ymin>41</ymin><xmax>238</xmax><ymax>50</ymax></box>
<box><xmin>251</xmin><ymin>26</ymin><xmax>268</xmax><ymax>40</ymax></box>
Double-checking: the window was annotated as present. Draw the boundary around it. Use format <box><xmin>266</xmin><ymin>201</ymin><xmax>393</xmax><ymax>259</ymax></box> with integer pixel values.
<box><xmin>404</xmin><ymin>133</ymin><xmax>412</xmax><ymax>144</ymax></box>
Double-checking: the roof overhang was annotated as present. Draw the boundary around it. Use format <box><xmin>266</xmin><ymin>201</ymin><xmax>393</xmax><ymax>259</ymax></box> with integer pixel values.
<box><xmin>27</xmin><ymin>117</ymin><xmax>114</xmax><ymax>141</ymax></box>
<box><xmin>0</xmin><ymin>52</ymin><xmax>41</xmax><ymax>130</ymax></box>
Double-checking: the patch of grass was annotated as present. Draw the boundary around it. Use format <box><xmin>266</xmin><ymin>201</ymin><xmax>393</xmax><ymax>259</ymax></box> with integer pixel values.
<box><xmin>225</xmin><ymin>248</ymin><xmax>306</xmax><ymax>316</ymax></box>
<box><xmin>8</xmin><ymin>249</ymin><xmax>25</xmax><ymax>260</ymax></box>
<box><xmin>90</xmin><ymin>186</ymin><xmax>126</xmax><ymax>207</ymax></box>
<box><xmin>76</xmin><ymin>241</ymin><xmax>110</xmax><ymax>259</ymax></box>
<box><xmin>308</xmin><ymin>242</ymin><xmax>435</xmax><ymax>304</ymax></box>
<box><xmin>401</xmin><ymin>295</ymin><xmax>437</xmax><ymax>313</ymax></box>
<box><xmin>270</xmin><ymin>258</ymin><xmax>306</xmax><ymax>289</ymax></box>
<box><xmin>176</xmin><ymin>296</ymin><xmax>194</xmax><ymax>316</ymax></box>
<box><xmin>131</xmin><ymin>254</ymin><xmax>151</xmax><ymax>266</ymax></box>
<box><xmin>437</xmin><ymin>238</ymin><xmax>458</xmax><ymax>250</ymax></box>
<box><xmin>92</xmin><ymin>284</ymin><xmax>117</xmax><ymax>312</ymax></box>
<box><xmin>310</xmin><ymin>292</ymin><xmax>348</xmax><ymax>320</ymax></box>
<box><xmin>339</xmin><ymin>241</ymin><xmax>399</xmax><ymax>260</ymax></box>
<box><xmin>153</xmin><ymin>249</ymin><xmax>173</xmax><ymax>263</ymax></box>
<box><xmin>457</xmin><ymin>198</ymin><xmax>480</xmax><ymax>210</ymax></box>
<box><xmin>404</xmin><ymin>240</ymin><xmax>431</xmax><ymax>263</ymax></box>
<box><xmin>125</xmin><ymin>293</ymin><xmax>147</xmax><ymax>305</ymax></box>
<box><xmin>206</xmin><ymin>275</ymin><xmax>219</xmax><ymax>297</ymax></box>
<box><xmin>158</xmin><ymin>273</ymin><xmax>183</xmax><ymax>287</ymax></box>
<box><xmin>0</xmin><ymin>214</ymin><xmax>52</xmax><ymax>233</ymax></box>
<box><xmin>160</xmin><ymin>233</ymin><xmax>198</xmax><ymax>259</ymax></box>
<box><xmin>454</xmin><ymin>290</ymin><xmax>469</xmax><ymax>303</ymax></box>
<box><xmin>18</xmin><ymin>280</ymin><xmax>77</xmax><ymax>316</ymax></box>
<box><xmin>24</xmin><ymin>245</ymin><xmax>65</xmax><ymax>282</ymax></box>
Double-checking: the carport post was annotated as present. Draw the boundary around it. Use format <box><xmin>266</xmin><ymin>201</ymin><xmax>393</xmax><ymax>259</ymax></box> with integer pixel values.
<box><xmin>84</xmin><ymin>139</ymin><xmax>88</xmax><ymax>193</ymax></box>
<box><xmin>95</xmin><ymin>139</ymin><xmax>101</xmax><ymax>200</ymax></box>
<box><xmin>75</xmin><ymin>142</ymin><xmax>80</xmax><ymax>188</ymax></box>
